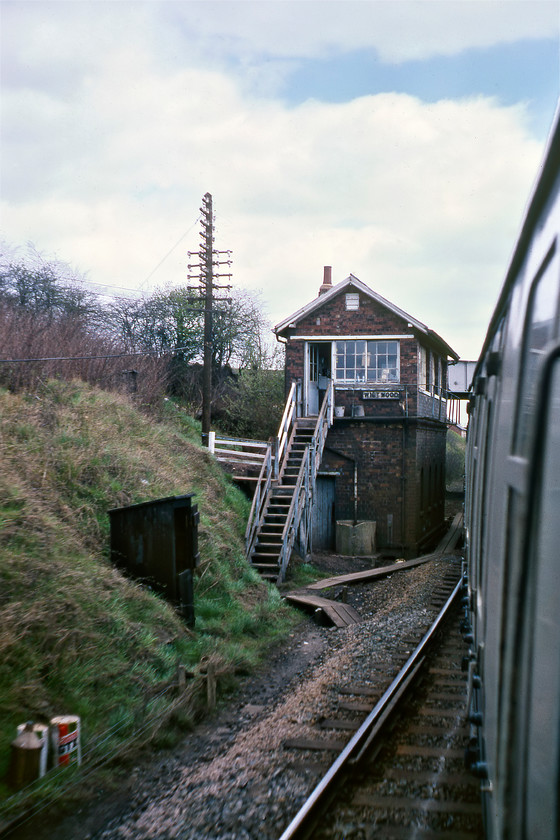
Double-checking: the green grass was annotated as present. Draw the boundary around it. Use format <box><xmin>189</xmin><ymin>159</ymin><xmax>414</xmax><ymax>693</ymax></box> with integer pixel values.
<box><xmin>0</xmin><ymin>379</ymin><xmax>297</xmax><ymax>818</ymax></box>
<box><xmin>446</xmin><ymin>428</ymin><xmax>466</xmax><ymax>490</ymax></box>
<box><xmin>283</xmin><ymin>557</ymin><xmax>333</xmax><ymax>589</ymax></box>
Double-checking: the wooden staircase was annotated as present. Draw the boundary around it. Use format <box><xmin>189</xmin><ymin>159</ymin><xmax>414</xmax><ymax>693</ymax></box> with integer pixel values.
<box><xmin>245</xmin><ymin>381</ymin><xmax>334</xmax><ymax>584</ymax></box>
<box><xmin>250</xmin><ymin>421</ymin><xmax>315</xmax><ymax>581</ymax></box>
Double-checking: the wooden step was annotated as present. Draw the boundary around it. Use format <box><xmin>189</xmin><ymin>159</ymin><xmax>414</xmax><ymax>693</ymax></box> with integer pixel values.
<box><xmin>252</xmin><ymin>552</ymin><xmax>281</xmax><ymax>563</ymax></box>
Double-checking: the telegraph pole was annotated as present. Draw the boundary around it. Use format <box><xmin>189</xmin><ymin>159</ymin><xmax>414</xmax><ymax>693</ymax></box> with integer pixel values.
<box><xmin>201</xmin><ymin>192</ymin><xmax>214</xmax><ymax>438</ymax></box>
<box><xmin>188</xmin><ymin>193</ymin><xmax>232</xmax><ymax>441</ymax></box>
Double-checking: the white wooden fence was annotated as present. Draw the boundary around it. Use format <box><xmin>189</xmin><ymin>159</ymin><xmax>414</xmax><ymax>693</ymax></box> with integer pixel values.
<box><xmin>207</xmin><ymin>432</ymin><xmax>270</xmax><ymax>476</ymax></box>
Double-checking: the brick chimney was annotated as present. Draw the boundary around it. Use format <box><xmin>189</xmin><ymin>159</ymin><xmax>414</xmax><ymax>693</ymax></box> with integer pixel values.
<box><xmin>318</xmin><ymin>265</ymin><xmax>332</xmax><ymax>296</ymax></box>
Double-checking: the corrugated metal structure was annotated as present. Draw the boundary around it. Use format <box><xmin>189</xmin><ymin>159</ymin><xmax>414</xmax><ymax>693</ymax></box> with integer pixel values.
<box><xmin>109</xmin><ymin>494</ymin><xmax>199</xmax><ymax>626</ymax></box>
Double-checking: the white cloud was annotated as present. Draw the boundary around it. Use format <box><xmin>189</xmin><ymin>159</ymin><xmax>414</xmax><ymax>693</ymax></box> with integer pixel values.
<box><xmin>3</xmin><ymin>2</ymin><xmax>558</xmax><ymax>94</ymax></box>
<box><xmin>0</xmin><ymin>1</ymin><xmax>554</xmax><ymax>363</ymax></box>
<box><xmin>157</xmin><ymin>0</ymin><xmax>560</xmax><ymax>74</ymax></box>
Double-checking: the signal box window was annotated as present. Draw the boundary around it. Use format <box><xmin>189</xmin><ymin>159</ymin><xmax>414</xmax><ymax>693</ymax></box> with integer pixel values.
<box><xmin>335</xmin><ymin>340</ymin><xmax>400</xmax><ymax>383</ymax></box>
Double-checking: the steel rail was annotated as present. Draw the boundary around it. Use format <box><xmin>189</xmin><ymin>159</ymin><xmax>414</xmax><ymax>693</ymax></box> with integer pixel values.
<box><xmin>278</xmin><ymin>576</ymin><xmax>463</xmax><ymax>840</ymax></box>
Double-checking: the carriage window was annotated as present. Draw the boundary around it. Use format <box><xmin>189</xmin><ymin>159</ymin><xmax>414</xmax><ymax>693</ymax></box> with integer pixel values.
<box><xmin>335</xmin><ymin>340</ymin><xmax>400</xmax><ymax>383</ymax></box>
<box><xmin>524</xmin><ymin>353</ymin><xmax>560</xmax><ymax>837</ymax></box>
<box><xmin>515</xmin><ymin>246</ymin><xmax>560</xmax><ymax>454</ymax></box>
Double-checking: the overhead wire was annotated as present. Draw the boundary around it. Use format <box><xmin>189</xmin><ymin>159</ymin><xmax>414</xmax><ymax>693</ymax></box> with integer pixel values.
<box><xmin>138</xmin><ymin>216</ymin><xmax>201</xmax><ymax>291</ymax></box>
<box><xmin>0</xmin><ymin>345</ymin><xmax>201</xmax><ymax>364</ymax></box>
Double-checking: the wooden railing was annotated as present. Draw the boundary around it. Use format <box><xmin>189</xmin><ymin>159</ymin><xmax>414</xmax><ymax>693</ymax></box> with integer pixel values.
<box><xmin>234</xmin><ymin>378</ymin><xmax>333</xmax><ymax>578</ymax></box>
<box><xmin>311</xmin><ymin>379</ymin><xmax>333</xmax><ymax>482</ymax></box>
<box><xmin>208</xmin><ymin>432</ymin><xmax>270</xmax><ymax>472</ymax></box>
<box><xmin>244</xmin><ymin>443</ymin><xmax>274</xmax><ymax>563</ymax></box>
<box><xmin>275</xmin><ymin>380</ymin><xmax>334</xmax><ymax>578</ymax></box>
<box><xmin>275</xmin><ymin>380</ymin><xmax>298</xmax><ymax>479</ymax></box>
<box><xmin>278</xmin><ymin>445</ymin><xmax>311</xmax><ymax>580</ymax></box>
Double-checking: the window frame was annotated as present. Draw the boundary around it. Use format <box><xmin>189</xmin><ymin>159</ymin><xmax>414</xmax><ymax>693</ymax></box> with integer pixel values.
<box><xmin>334</xmin><ymin>339</ymin><xmax>400</xmax><ymax>384</ymax></box>
<box><xmin>345</xmin><ymin>293</ymin><xmax>360</xmax><ymax>311</ymax></box>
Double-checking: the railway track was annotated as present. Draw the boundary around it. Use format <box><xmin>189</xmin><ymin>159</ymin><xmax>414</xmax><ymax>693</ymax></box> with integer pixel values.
<box><xmin>4</xmin><ymin>548</ymin><xmax>471</xmax><ymax>840</ymax></box>
<box><xmin>279</xmin><ymin>567</ymin><xmax>483</xmax><ymax>840</ymax></box>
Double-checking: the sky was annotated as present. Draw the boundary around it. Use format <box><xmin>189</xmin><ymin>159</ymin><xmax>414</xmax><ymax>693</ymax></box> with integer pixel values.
<box><xmin>1</xmin><ymin>0</ymin><xmax>559</xmax><ymax>362</ymax></box>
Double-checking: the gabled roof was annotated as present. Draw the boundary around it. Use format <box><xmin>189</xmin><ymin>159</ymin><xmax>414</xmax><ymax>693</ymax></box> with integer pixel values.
<box><xmin>273</xmin><ymin>274</ymin><xmax>458</xmax><ymax>360</ymax></box>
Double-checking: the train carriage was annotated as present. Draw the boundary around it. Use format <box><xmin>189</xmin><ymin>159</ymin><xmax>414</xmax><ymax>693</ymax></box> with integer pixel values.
<box><xmin>465</xmin><ymin>102</ymin><xmax>560</xmax><ymax>839</ymax></box>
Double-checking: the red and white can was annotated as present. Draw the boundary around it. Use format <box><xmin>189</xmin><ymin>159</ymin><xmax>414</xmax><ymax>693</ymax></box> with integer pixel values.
<box><xmin>50</xmin><ymin>716</ymin><xmax>81</xmax><ymax>767</ymax></box>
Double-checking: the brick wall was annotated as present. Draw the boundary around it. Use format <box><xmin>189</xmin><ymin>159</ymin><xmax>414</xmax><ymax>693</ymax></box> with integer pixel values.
<box><xmin>294</xmin><ymin>289</ymin><xmax>407</xmax><ymax>336</ymax></box>
<box><xmin>414</xmin><ymin>422</ymin><xmax>447</xmax><ymax>546</ymax></box>
<box><xmin>321</xmin><ymin>418</ymin><xmax>447</xmax><ymax>556</ymax></box>
<box><xmin>279</xmin><ymin>286</ymin><xmax>449</xmax><ymax>556</ymax></box>
<box><xmin>283</xmin><ymin>291</ymin><xmax>424</xmax><ymax>416</ymax></box>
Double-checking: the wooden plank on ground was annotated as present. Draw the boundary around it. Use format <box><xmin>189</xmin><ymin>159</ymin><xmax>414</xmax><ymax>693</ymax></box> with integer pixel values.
<box><xmin>434</xmin><ymin>511</ymin><xmax>463</xmax><ymax>553</ymax></box>
<box><xmin>308</xmin><ymin>513</ymin><xmax>464</xmax><ymax>592</ymax></box>
<box><xmin>283</xmin><ymin>593</ymin><xmax>362</xmax><ymax>627</ymax></box>
<box><xmin>307</xmin><ymin>554</ymin><xmax>437</xmax><ymax>590</ymax></box>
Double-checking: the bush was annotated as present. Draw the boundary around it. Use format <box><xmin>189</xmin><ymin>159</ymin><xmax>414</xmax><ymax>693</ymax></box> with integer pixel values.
<box><xmin>446</xmin><ymin>429</ymin><xmax>466</xmax><ymax>490</ymax></box>
<box><xmin>222</xmin><ymin>368</ymin><xmax>285</xmax><ymax>440</ymax></box>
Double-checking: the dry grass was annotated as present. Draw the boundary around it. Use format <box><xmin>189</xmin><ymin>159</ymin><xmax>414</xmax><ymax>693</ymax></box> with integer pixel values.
<box><xmin>0</xmin><ymin>379</ymin><xmax>295</xmax><ymax>813</ymax></box>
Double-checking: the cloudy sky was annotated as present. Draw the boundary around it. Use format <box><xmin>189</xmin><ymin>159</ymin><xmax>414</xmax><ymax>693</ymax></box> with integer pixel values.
<box><xmin>1</xmin><ymin>1</ymin><xmax>559</xmax><ymax>360</ymax></box>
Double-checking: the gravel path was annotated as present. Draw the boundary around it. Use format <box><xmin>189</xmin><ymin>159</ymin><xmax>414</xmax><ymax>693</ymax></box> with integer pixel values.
<box><xmin>9</xmin><ymin>551</ymin><xmax>462</xmax><ymax>840</ymax></box>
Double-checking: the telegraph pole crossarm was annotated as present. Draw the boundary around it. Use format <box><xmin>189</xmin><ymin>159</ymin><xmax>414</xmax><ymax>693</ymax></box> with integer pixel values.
<box><xmin>187</xmin><ymin>192</ymin><xmax>232</xmax><ymax>442</ymax></box>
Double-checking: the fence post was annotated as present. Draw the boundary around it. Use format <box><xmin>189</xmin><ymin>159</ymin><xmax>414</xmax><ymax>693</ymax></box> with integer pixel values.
<box><xmin>207</xmin><ymin>662</ymin><xmax>216</xmax><ymax>709</ymax></box>
<box><xmin>273</xmin><ymin>436</ymin><xmax>279</xmax><ymax>480</ymax></box>
<box><xmin>208</xmin><ymin>431</ymin><xmax>216</xmax><ymax>454</ymax></box>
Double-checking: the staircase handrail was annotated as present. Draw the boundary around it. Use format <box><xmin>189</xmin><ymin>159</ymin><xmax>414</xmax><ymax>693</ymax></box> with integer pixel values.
<box><xmin>277</xmin><ymin>445</ymin><xmax>312</xmax><ymax>580</ymax></box>
<box><xmin>310</xmin><ymin>379</ymin><xmax>334</xmax><ymax>481</ymax></box>
<box><xmin>275</xmin><ymin>380</ymin><xmax>334</xmax><ymax>579</ymax></box>
<box><xmin>244</xmin><ymin>443</ymin><xmax>274</xmax><ymax>558</ymax></box>
<box><xmin>246</xmin><ymin>378</ymin><xmax>334</xmax><ymax>579</ymax></box>
<box><xmin>244</xmin><ymin>381</ymin><xmax>298</xmax><ymax>565</ymax></box>
<box><xmin>276</xmin><ymin>381</ymin><xmax>298</xmax><ymax>479</ymax></box>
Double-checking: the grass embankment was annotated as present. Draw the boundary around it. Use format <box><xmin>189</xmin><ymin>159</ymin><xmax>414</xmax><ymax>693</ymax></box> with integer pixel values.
<box><xmin>0</xmin><ymin>380</ymin><xmax>295</xmax><ymax>815</ymax></box>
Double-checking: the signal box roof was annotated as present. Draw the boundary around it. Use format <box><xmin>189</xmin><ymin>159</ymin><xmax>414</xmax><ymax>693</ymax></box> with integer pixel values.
<box><xmin>273</xmin><ymin>274</ymin><xmax>459</xmax><ymax>361</ymax></box>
